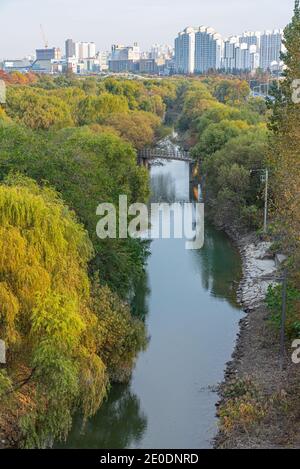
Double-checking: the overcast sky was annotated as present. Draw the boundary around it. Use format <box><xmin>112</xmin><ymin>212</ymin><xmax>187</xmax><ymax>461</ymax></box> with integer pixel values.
<box><xmin>0</xmin><ymin>0</ymin><xmax>296</xmax><ymax>58</ymax></box>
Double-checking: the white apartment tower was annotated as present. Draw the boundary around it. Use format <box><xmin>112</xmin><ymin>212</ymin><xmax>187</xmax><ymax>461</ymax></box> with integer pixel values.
<box><xmin>222</xmin><ymin>32</ymin><xmax>261</xmax><ymax>72</ymax></box>
<box><xmin>194</xmin><ymin>27</ymin><xmax>222</xmax><ymax>73</ymax></box>
<box><xmin>175</xmin><ymin>26</ymin><xmax>284</xmax><ymax>75</ymax></box>
<box><xmin>222</xmin><ymin>36</ymin><xmax>239</xmax><ymax>72</ymax></box>
<box><xmin>175</xmin><ymin>27</ymin><xmax>196</xmax><ymax>74</ymax></box>
<box><xmin>259</xmin><ymin>30</ymin><xmax>283</xmax><ymax>70</ymax></box>
<box><xmin>77</xmin><ymin>42</ymin><xmax>96</xmax><ymax>60</ymax></box>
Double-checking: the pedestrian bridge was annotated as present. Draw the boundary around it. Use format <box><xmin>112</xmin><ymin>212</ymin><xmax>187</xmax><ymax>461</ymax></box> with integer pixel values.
<box><xmin>138</xmin><ymin>148</ymin><xmax>192</xmax><ymax>165</ymax></box>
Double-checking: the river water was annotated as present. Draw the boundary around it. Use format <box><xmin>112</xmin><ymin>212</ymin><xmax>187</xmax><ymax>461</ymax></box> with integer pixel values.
<box><xmin>62</xmin><ymin>159</ymin><xmax>243</xmax><ymax>449</ymax></box>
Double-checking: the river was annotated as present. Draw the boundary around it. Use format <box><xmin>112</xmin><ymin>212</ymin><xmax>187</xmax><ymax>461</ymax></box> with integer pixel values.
<box><xmin>61</xmin><ymin>158</ymin><xmax>243</xmax><ymax>449</ymax></box>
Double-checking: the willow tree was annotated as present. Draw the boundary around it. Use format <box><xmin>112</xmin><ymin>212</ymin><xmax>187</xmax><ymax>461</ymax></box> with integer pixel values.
<box><xmin>0</xmin><ymin>175</ymin><xmax>146</xmax><ymax>447</ymax></box>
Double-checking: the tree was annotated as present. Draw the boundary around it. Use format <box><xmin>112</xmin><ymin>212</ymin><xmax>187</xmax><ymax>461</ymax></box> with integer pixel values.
<box><xmin>0</xmin><ymin>175</ymin><xmax>146</xmax><ymax>447</ymax></box>
<box><xmin>0</xmin><ymin>124</ymin><xmax>150</xmax><ymax>297</ymax></box>
<box><xmin>106</xmin><ymin>111</ymin><xmax>160</xmax><ymax>150</ymax></box>
<box><xmin>0</xmin><ymin>107</ymin><xmax>10</xmax><ymax>122</ymax></box>
<box><xmin>192</xmin><ymin>119</ymin><xmax>250</xmax><ymax>158</ymax></box>
<box><xmin>6</xmin><ymin>87</ymin><xmax>74</xmax><ymax>130</ymax></box>
<box><xmin>202</xmin><ymin>128</ymin><xmax>267</xmax><ymax>229</ymax></box>
<box><xmin>213</xmin><ymin>79</ymin><xmax>250</xmax><ymax>105</ymax></box>
<box><xmin>269</xmin><ymin>0</ymin><xmax>300</xmax><ymax>281</ymax></box>
<box><xmin>178</xmin><ymin>82</ymin><xmax>216</xmax><ymax>131</ymax></box>
<box><xmin>0</xmin><ymin>175</ymin><xmax>105</xmax><ymax>446</ymax></box>
<box><xmin>77</xmin><ymin>93</ymin><xmax>129</xmax><ymax>125</ymax></box>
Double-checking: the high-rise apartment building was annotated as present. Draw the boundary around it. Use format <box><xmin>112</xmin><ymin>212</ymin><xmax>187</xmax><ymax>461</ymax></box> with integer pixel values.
<box><xmin>194</xmin><ymin>27</ymin><xmax>222</xmax><ymax>73</ymax></box>
<box><xmin>175</xmin><ymin>27</ymin><xmax>196</xmax><ymax>74</ymax></box>
<box><xmin>222</xmin><ymin>37</ymin><xmax>239</xmax><ymax>72</ymax></box>
<box><xmin>239</xmin><ymin>31</ymin><xmax>260</xmax><ymax>48</ymax></box>
<box><xmin>259</xmin><ymin>30</ymin><xmax>283</xmax><ymax>70</ymax></box>
<box><xmin>222</xmin><ymin>32</ymin><xmax>260</xmax><ymax>72</ymax></box>
<box><xmin>65</xmin><ymin>39</ymin><xmax>76</xmax><ymax>58</ymax></box>
<box><xmin>77</xmin><ymin>42</ymin><xmax>96</xmax><ymax>60</ymax></box>
<box><xmin>235</xmin><ymin>43</ymin><xmax>251</xmax><ymax>71</ymax></box>
<box><xmin>65</xmin><ymin>40</ymin><xmax>96</xmax><ymax>60</ymax></box>
<box><xmin>150</xmin><ymin>44</ymin><xmax>173</xmax><ymax>60</ymax></box>
<box><xmin>175</xmin><ymin>26</ymin><xmax>221</xmax><ymax>74</ymax></box>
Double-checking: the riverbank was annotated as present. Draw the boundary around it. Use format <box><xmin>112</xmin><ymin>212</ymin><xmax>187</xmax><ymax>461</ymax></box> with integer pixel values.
<box><xmin>215</xmin><ymin>232</ymin><xmax>300</xmax><ymax>449</ymax></box>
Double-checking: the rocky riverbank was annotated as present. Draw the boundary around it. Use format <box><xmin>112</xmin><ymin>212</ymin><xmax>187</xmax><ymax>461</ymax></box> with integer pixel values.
<box><xmin>215</xmin><ymin>233</ymin><xmax>300</xmax><ymax>449</ymax></box>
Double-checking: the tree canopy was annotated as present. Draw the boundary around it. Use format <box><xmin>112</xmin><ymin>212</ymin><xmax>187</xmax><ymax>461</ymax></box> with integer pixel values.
<box><xmin>0</xmin><ymin>175</ymin><xmax>146</xmax><ymax>448</ymax></box>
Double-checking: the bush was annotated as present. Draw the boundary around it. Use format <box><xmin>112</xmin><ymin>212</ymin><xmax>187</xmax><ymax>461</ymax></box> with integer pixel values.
<box><xmin>266</xmin><ymin>284</ymin><xmax>300</xmax><ymax>338</ymax></box>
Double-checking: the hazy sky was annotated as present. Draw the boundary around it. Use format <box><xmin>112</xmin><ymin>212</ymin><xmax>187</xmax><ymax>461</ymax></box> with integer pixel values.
<box><xmin>0</xmin><ymin>0</ymin><xmax>296</xmax><ymax>58</ymax></box>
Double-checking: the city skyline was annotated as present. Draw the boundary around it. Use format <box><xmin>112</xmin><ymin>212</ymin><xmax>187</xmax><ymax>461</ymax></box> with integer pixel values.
<box><xmin>0</xmin><ymin>0</ymin><xmax>295</xmax><ymax>59</ymax></box>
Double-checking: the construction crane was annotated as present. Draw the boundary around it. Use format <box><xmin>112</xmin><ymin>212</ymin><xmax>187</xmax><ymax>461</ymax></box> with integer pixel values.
<box><xmin>40</xmin><ymin>24</ymin><xmax>48</xmax><ymax>49</ymax></box>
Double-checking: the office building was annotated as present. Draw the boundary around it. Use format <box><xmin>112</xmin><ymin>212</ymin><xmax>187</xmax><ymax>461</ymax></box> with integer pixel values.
<box><xmin>110</xmin><ymin>43</ymin><xmax>140</xmax><ymax>62</ymax></box>
<box><xmin>36</xmin><ymin>48</ymin><xmax>61</xmax><ymax>61</ymax></box>
<box><xmin>109</xmin><ymin>43</ymin><xmax>140</xmax><ymax>72</ymax></box>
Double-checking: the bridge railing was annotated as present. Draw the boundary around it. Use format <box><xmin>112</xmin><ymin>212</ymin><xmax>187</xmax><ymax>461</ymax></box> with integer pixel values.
<box><xmin>138</xmin><ymin>148</ymin><xmax>191</xmax><ymax>161</ymax></box>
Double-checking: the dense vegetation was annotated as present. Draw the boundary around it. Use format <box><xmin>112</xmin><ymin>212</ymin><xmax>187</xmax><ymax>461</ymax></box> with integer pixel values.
<box><xmin>0</xmin><ymin>175</ymin><xmax>147</xmax><ymax>447</ymax></box>
<box><xmin>1</xmin><ymin>6</ymin><xmax>300</xmax><ymax>443</ymax></box>
<box><xmin>265</xmin><ymin>0</ymin><xmax>300</xmax><ymax>337</ymax></box>
<box><xmin>177</xmin><ymin>78</ymin><xmax>268</xmax><ymax>231</ymax></box>
<box><xmin>0</xmin><ymin>75</ymin><xmax>177</xmax><ymax>447</ymax></box>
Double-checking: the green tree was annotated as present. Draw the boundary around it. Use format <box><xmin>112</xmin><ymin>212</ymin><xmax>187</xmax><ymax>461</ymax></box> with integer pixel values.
<box><xmin>0</xmin><ymin>123</ymin><xmax>150</xmax><ymax>297</ymax></box>
<box><xmin>192</xmin><ymin>119</ymin><xmax>251</xmax><ymax>158</ymax></box>
<box><xmin>0</xmin><ymin>175</ymin><xmax>146</xmax><ymax>447</ymax></box>
<box><xmin>77</xmin><ymin>93</ymin><xmax>129</xmax><ymax>125</ymax></box>
<box><xmin>106</xmin><ymin>111</ymin><xmax>160</xmax><ymax>150</ymax></box>
<box><xmin>268</xmin><ymin>0</ymin><xmax>300</xmax><ymax>282</ymax></box>
<box><xmin>6</xmin><ymin>87</ymin><xmax>74</xmax><ymax>130</ymax></box>
<box><xmin>202</xmin><ymin>128</ymin><xmax>267</xmax><ymax>228</ymax></box>
<box><xmin>213</xmin><ymin>79</ymin><xmax>250</xmax><ymax>105</ymax></box>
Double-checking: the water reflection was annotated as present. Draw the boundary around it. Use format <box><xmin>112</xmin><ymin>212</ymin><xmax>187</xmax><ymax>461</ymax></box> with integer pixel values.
<box><xmin>61</xmin><ymin>385</ymin><xmax>147</xmax><ymax>449</ymax></box>
<box><xmin>61</xmin><ymin>158</ymin><xmax>243</xmax><ymax>449</ymax></box>
<box><xmin>131</xmin><ymin>270</ymin><xmax>150</xmax><ymax>321</ymax></box>
<box><xmin>191</xmin><ymin>225</ymin><xmax>242</xmax><ymax>307</ymax></box>
<box><xmin>150</xmin><ymin>172</ymin><xmax>177</xmax><ymax>203</ymax></box>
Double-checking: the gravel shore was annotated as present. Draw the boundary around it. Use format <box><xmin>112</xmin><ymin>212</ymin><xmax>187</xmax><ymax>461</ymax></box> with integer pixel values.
<box><xmin>214</xmin><ymin>232</ymin><xmax>300</xmax><ymax>449</ymax></box>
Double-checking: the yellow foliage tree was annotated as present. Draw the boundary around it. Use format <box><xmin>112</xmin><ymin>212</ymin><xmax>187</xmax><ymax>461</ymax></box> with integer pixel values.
<box><xmin>0</xmin><ymin>175</ymin><xmax>146</xmax><ymax>447</ymax></box>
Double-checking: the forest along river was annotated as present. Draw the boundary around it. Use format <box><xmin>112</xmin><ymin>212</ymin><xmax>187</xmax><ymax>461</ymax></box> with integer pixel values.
<box><xmin>61</xmin><ymin>155</ymin><xmax>244</xmax><ymax>449</ymax></box>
